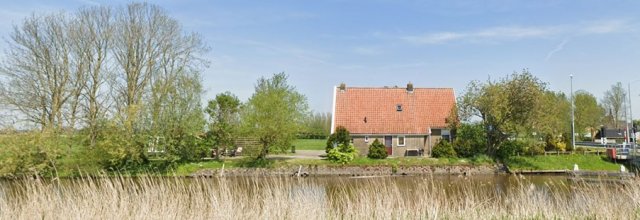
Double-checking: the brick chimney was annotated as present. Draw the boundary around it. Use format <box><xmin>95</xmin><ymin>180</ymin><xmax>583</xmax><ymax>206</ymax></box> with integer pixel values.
<box><xmin>407</xmin><ymin>82</ymin><xmax>414</xmax><ymax>93</ymax></box>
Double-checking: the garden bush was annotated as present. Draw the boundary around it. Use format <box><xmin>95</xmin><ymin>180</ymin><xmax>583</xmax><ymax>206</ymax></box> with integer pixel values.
<box><xmin>367</xmin><ymin>139</ymin><xmax>387</xmax><ymax>159</ymax></box>
<box><xmin>327</xmin><ymin>143</ymin><xmax>357</xmax><ymax>164</ymax></box>
<box><xmin>326</xmin><ymin>126</ymin><xmax>350</xmax><ymax>153</ymax></box>
<box><xmin>453</xmin><ymin>123</ymin><xmax>487</xmax><ymax>157</ymax></box>
<box><xmin>497</xmin><ymin>140</ymin><xmax>527</xmax><ymax>159</ymax></box>
<box><xmin>432</xmin><ymin>139</ymin><xmax>456</xmax><ymax>158</ymax></box>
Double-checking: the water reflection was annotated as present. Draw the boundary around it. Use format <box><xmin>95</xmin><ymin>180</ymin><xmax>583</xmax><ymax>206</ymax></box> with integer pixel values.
<box><xmin>0</xmin><ymin>174</ymin><xmax>582</xmax><ymax>203</ymax></box>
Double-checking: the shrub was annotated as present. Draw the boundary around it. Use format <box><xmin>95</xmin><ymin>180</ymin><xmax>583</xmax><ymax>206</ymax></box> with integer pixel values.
<box><xmin>525</xmin><ymin>143</ymin><xmax>545</xmax><ymax>155</ymax></box>
<box><xmin>496</xmin><ymin>140</ymin><xmax>528</xmax><ymax>159</ymax></box>
<box><xmin>545</xmin><ymin>134</ymin><xmax>569</xmax><ymax>151</ymax></box>
<box><xmin>453</xmin><ymin>123</ymin><xmax>487</xmax><ymax>157</ymax></box>
<box><xmin>326</xmin><ymin>126</ymin><xmax>350</xmax><ymax>153</ymax></box>
<box><xmin>432</xmin><ymin>139</ymin><xmax>456</xmax><ymax>158</ymax></box>
<box><xmin>0</xmin><ymin>133</ymin><xmax>65</xmax><ymax>177</ymax></box>
<box><xmin>327</xmin><ymin>144</ymin><xmax>357</xmax><ymax>164</ymax></box>
<box><xmin>367</xmin><ymin>139</ymin><xmax>387</xmax><ymax>159</ymax></box>
<box><xmin>575</xmin><ymin>146</ymin><xmax>587</xmax><ymax>152</ymax></box>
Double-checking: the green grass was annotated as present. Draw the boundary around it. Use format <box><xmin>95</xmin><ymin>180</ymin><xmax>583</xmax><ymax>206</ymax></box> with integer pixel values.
<box><xmin>504</xmin><ymin>154</ymin><xmax>620</xmax><ymax>171</ymax></box>
<box><xmin>292</xmin><ymin>139</ymin><xmax>326</xmax><ymax>150</ymax></box>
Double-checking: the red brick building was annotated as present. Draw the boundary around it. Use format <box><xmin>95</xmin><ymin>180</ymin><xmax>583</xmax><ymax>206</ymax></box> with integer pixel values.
<box><xmin>331</xmin><ymin>83</ymin><xmax>456</xmax><ymax>157</ymax></box>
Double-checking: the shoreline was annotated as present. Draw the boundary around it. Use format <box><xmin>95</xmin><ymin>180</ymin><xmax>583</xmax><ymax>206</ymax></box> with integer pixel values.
<box><xmin>190</xmin><ymin>164</ymin><xmax>505</xmax><ymax>177</ymax></box>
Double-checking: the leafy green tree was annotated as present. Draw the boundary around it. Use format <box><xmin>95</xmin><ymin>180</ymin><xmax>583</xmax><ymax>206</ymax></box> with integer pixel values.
<box><xmin>534</xmin><ymin>91</ymin><xmax>570</xmax><ymax>149</ymax></box>
<box><xmin>326</xmin><ymin>126</ymin><xmax>350</xmax><ymax>153</ymax></box>
<box><xmin>206</xmin><ymin>92</ymin><xmax>241</xmax><ymax>159</ymax></box>
<box><xmin>458</xmin><ymin>70</ymin><xmax>546</xmax><ymax>157</ymax></box>
<box><xmin>432</xmin><ymin>139</ymin><xmax>456</xmax><ymax>158</ymax></box>
<box><xmin>242</xmin><ymin>73</ymin><xmax>309</xmax><ymax>159</ymax></box>
<box><xmin>367</xmin><ymin>139</ymin><xmax>388</xmax><ymax>159</ymax></box>
<box><xmin>453</xmin><ymin>123</ymin><xmax>486</xmax><ymax>158</ymax></box>
<box><xmin>573</xmin><ymin>90</ymin><xmax>604</xmax><ymax>140</ymax></box>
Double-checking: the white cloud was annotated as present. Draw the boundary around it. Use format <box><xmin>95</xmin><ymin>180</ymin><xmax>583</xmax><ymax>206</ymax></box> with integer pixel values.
<box><xmin>545</xmin><ymin>38</ymin><xmax>569</xmax><ymax>61</ymax></box>
<box><xmin>583</xmin><ymin>20</ymin><xmax>630</xmax><ymax>34</ymax></box>
<box><xmin>403</xmin><ymin>26</ymin><xmax>558</xmax><ymax>44</ymax></box>
<box><xmin>403</xmin><ymin>19</ymin><xmax>635</xmax><ymax>45</ymax></box>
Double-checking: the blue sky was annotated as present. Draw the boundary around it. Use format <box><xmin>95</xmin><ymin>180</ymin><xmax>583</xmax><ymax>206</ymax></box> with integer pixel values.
<box><xmin>1</xmin><ymin>0</ymin><xmax>640</xmax><ymax>119</ymax></box>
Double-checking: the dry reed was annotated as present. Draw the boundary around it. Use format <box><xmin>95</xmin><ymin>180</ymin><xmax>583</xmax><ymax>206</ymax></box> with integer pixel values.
<box><xmin>0</xmin><ymin>175</ymin><xmax>638</xmax><ymax>219</ymax></box>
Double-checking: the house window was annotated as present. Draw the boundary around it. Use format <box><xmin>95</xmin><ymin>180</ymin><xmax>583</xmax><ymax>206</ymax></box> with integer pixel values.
<box><xmin>364</xmin><ymin>136</ymin><xmax>369</xmax><ymax>143</ymax></box>
<box><xmin>397</xmin><ymin>136</ymin><xmax>405</xmax><ymax>146</ymax></box>
<box><xmin>396</xmin><ymin>104</ymin><xmax>403</xmax><ymax>111</ymax></box>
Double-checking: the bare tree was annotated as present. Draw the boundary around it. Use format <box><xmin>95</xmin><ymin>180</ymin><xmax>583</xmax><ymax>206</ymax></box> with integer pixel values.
<box><xmin>70</xmin><ymin>6</ymin><xmax>113</xmax><ymax>145</ymax></box>
<box><xmin>602</xmin><ymin>82</ymin><xmax>626</xmax><ymax>128</ymax></box>
<box><xmin>111</xmin><ymin>3</ymin><xmax>208</xmax><ymax>133</ymax></box>
<box><xmin>0</xmin><ymin>13</ymin><xmax>74</xmax><ymax>131</ymax></box>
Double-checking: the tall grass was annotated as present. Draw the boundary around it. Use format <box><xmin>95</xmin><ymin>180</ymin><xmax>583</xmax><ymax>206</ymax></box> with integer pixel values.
<box><xmin>1</xmin><ymin>175</ymin><xmax>639</xmax><ymax>219</ymax></box>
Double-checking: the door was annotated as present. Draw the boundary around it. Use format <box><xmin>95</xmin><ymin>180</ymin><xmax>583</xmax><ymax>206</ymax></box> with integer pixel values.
<box><xmin>384</xmin><ymin>136</ymin><xmax>393</xmax><ymax>156</ymax></box>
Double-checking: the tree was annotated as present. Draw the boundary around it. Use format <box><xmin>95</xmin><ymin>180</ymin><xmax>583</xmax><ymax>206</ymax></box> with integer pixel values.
<box><xmin>242</xmin><ymin>73</ymin><xmax>309</xmax><ymax>159</ymax></box>
<box><xmin>326</xmin><ymin>126</ymin><xmax>351</xmax><ymax>153</ymax></box>
<box><xmin>534</xmin><ymin>91</ymin><xmax>570</xmax><ymax>146</ymax></box>
<box><xmin>205</xmin><ymin>92</ymin><xmax>241</xmax><ymax>159</ymax></box>
<box><xmin>301</xmin><ymin>112</ymin><xmax>332</xmax><ymax>139</ymax></box>
<box><xmin>110</xmin><ymin>3</ymin><xmax>209</xmax><ymax>134</ymax></box>
<box><xmin>458</xmin><ymin>70</ymin><xmax>546</xmax><ymax>157</ymax></box>
<box><xmin>367</xmin><ymin>138</ymin><xmax>388</xmax><ymax>159</ymax></box>
<box><xmin>601</xmin><ymin>82</ymin><xmax>626</xmax><ymax>128</ymax></box>
<box><xmin>0</xmin><ymin>13</ymin><xmax>75</xmax><ymax>131</ymax></box>
<box><xmin>573</xmin><ymin>90</ymin><xmax>604</xmax><ymax>140</ymax></box>
<box><xmin>71</xmin><ymin>6</ymin><xmax>113</xmax><ymax>146</ymax></box>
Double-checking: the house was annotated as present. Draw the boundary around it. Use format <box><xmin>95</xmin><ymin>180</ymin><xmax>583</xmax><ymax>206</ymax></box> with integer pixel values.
<box><xmin>595</xmin><ymin>128</ymin><xmax>629</xmax><ymax>144</ymax></box>
<box><xmin>331</xmin><ymin>83</ymin><xmax>456</xmax><ymax>157</ymax></box>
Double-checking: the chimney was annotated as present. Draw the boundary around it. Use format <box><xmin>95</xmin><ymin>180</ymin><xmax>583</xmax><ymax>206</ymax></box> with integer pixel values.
<box><xmin>407</xmin><ymin>82</ymin><xmax>414</xmax><ymax>93</ymax></box>
<box><xmin>339</xmin><ymin>83</ymin><xmax>346</xmax><ymax>92</ymax></box>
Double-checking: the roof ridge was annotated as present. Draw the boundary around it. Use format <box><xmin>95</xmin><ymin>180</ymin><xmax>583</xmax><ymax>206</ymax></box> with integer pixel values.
<box><xmin>337</xmin><ymin>87</ymin><xmax>454</xmax><ymax>89</ymax></box>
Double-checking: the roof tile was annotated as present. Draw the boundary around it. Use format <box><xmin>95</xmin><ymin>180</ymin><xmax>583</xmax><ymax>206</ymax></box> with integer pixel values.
<box><xmin>333</xmin><ymin>87</ymin><xmax>455</xmax><ymax>134</ymax></box>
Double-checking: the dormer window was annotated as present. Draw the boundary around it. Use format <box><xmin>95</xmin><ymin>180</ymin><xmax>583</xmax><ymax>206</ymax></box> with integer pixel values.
<box><xmin>396</xmin><ymin>104</ymin><xmax>403</xmax><ymax>112</ymax></box>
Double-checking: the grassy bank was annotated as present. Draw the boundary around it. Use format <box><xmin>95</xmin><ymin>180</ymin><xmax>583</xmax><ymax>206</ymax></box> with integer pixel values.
<box><xmin>174</xmin><ymin>155</ymin><xmax>494</xmax><ymax>176</ymax></box>
<box><xmin>504</xmin><ymin>154</ymin><xmax>621</xmax><ymax>171</ymax></box>
<box><xmin>2</xmin><ymin>175</ymin><xmax>640</xmax><ymax>219</ymax></box>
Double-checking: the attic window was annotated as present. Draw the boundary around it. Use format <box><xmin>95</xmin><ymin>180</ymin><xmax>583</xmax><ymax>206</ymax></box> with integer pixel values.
<box><xmin>396</xmin><ymin>104</ymin><xmax>403</xmax><ymax>112</ymax></box>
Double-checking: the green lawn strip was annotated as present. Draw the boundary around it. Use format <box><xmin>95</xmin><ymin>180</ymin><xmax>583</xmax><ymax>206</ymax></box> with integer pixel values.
<box><xmin>292</xmin><ymin>139</ymin><xmax>326</xmax><ymax>150</ymax></box>
<box><xmin>504</xmin><ymin>154</ymin><xmax>620</xmax><ymax>171</ymax></box>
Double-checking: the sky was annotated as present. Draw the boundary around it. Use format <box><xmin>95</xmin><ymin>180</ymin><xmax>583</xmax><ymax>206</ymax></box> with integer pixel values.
<box><xmin>1</xmin><ymin>0</ymin><xmax>640</xmax><ymax>120</ymax></box>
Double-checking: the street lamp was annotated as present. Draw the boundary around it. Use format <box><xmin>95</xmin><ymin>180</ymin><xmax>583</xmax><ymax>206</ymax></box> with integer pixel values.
<box><xmin>570</xmin><ymin>74</ymin><xmax>575</xmax><ymax>151</ymax></box>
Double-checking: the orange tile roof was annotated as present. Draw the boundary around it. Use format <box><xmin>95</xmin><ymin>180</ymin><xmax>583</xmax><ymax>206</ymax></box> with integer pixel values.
<box><xmin>333</xmin><ymin>87</ymin><xmax>455</xmax><ymax>134</ymax></box>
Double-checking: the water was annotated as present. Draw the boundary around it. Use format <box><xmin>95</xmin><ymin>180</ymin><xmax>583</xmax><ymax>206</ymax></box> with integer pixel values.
<box><xmin>0</xmin><ymin>174</ymin><xmax>572</xmax><ymax>202</ymax></box>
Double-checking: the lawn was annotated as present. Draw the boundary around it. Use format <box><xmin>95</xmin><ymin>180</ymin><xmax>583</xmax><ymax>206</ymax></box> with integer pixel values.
<box><xmin>504</xmin><ymin>154</ymin><xmax>621</xmax><ymax>171</ymax></box>
<box><xmin>292</xmin><ymin>139</ymin><xmax>326</xmax><ymax>150</ymax></box>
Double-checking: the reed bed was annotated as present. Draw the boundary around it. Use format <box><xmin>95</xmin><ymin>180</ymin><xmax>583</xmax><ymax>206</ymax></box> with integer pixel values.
<box><xmin>0</xmin><ymin>175</ymin><xmax>639</xmax><ymax>219</ymax></box>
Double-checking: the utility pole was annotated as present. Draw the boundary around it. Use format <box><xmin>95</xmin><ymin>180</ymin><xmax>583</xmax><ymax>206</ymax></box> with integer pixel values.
<box><xmin>570</xmin><ymin>74</ymin><xmax>575</xmax><ymax>151</ymax></box>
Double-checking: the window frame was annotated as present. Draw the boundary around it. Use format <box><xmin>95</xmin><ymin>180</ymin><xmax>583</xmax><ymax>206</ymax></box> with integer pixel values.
<box><xmin>397</xmin><ymin>135</ymin><xmax>406</xmax><ymax>147</ymax></box>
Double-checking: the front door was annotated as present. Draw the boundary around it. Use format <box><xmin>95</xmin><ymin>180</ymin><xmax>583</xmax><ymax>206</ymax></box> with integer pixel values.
<box><xmin>384</xmin><ymin>136</ymin><xmax>393</xmax><ymax>156</ymax></box>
